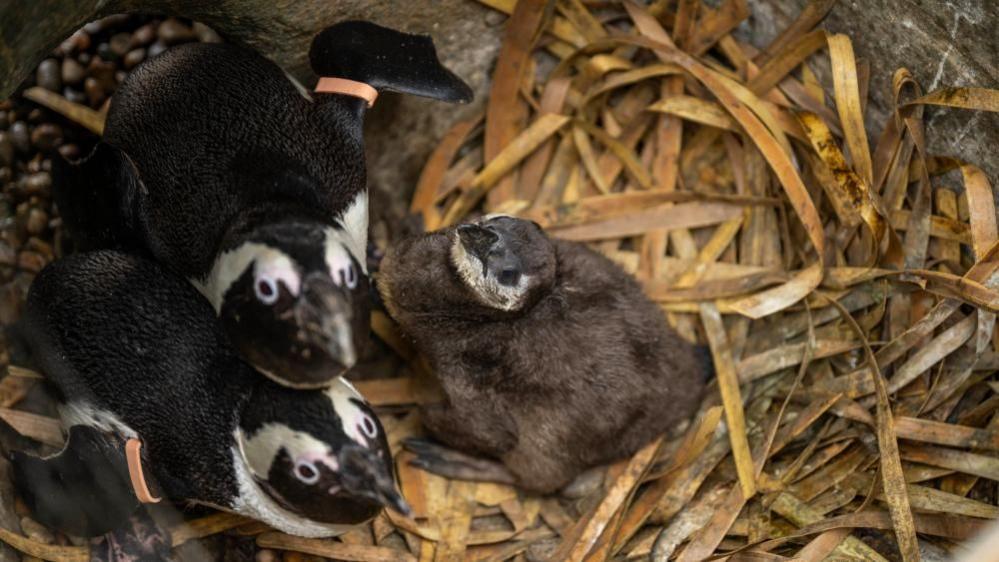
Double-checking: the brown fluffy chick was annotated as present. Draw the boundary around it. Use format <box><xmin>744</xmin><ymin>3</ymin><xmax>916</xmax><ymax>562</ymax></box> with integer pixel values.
<box><xmin>378</xmin><ymin>215</ymin><xmax>710</xmax><ymax>493</ymax></box>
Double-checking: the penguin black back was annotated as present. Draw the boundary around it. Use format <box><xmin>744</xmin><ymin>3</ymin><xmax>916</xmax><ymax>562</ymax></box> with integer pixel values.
<box><xmin>54</xmin><ymin>22</ymin><xmax>473</xmax><ymax>388</ymax></box>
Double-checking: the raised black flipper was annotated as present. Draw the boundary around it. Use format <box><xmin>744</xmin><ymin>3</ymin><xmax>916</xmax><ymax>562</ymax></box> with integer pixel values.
<box><xmin>10</xmin><ymin>425</ymin><xmax>140</xmax><ymax>537</ymax></box>
<box><xmin>309</xmin><ymin>21</ymin><xmax>473</xmax><ymax>103</ymax></box>
<box><xmin>51</xmin><ymin>142</ymin><xmax>144</xmax><ymax>252</ymax></box>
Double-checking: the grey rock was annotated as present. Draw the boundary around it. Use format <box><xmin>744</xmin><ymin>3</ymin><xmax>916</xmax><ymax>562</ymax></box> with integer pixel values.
<box><xmin>9</xmin><ymin>122</ymin><xmax>29</xmax><ymax>154</ymax></box>
<box><xmin>745</xmin><ymin>0</ymin><xmax>999</xmax><ymax>192</ymax></box>
<box><xmin>35</xmin><ymin>58</ymin><xmax>61</xmax><ymax>92</ymax></box>
<box><xmin>29</xmin><ymin>123</ymin><xmax>61</xmax><ymax>152</ymax></box>
<box><xmin>60</xmin><ymin>57</ymin><xmax>85</xmax><ymax>85</ymax></box>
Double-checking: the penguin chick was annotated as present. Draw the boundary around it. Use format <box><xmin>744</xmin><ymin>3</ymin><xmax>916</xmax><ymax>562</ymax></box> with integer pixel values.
<box><xmin>378</xmin><ymin>216</ymin><xmax>710</xmax><ymax>494</ymax></box>
<box><xmin>13</xmin><ymin>251</ymin><xmax>409</xmax><ymax>538</ymax></box>
<box><xmin>52</xmin><ymin>21</ymin><xmax>472</xmax><ymax>389</ymax></box>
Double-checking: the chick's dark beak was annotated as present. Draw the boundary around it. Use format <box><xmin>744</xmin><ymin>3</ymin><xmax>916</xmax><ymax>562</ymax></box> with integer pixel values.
<box><xmin>338</xmin><ymin>444</ymin><xmax>412</xmax><ymax>516</ymax></box>
<box><xmin>296</xmin><ymin>273</ymin><xmax>357</xmax><ymax>370</ymax></box>
<box><xmin>457</xmin><ymin>224</ymin><xmax>498</xmax><ymax>263</ymax></box>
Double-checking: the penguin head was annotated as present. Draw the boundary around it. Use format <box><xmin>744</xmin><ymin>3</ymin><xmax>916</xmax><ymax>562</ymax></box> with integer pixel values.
<box><xmin>207</xmin><ymin>215</ymin><xmax>370</xmax><ymax>389</ymax></box>
<box><xmin>236</xmin><ymin>377</ymin><xmax>409</xmax><ymax>524</ymax></box>
<box><xmin>379</xmin><ymin>215</ymin><xmax>556</xmax><ymax>319</ymax></box>
<box><xmin>449</xmin><ymin>215</ymin><xmax>555</xmax><ymax>312</ymax></box>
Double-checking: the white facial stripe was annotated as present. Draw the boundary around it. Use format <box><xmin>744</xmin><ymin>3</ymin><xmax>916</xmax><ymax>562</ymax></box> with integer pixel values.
<box><xmin>193</xmin><ymin>243</ymin><xmax>300</xmax><ymax>312</ymax></box>
<box><xmin>237</xmin><ymin>423</ymin><xmax>335</xmax><ymax>479</ymax></box>
<box><xmin>230</xmin><ymin>446</ymin><xmax>356</xmax><ymax>538</ymax></box>
<box><xmin>450</xmin><ymin>234</ymin><xmax>532</xmax><ymax>311</ymax></box>
<box><xmin>324</xmin><ymin>190</ymin><xmax>368</xmax><ymax>277</ymax></box>
<box><xmin>254</xmin><ymin>253</ymin><xmax>301</xmax><ymax>297</ymax></box>
<box><xmin>324</xmin><ymin>377</ymin><xmax>371</xmax><ymax>447</ymax></box>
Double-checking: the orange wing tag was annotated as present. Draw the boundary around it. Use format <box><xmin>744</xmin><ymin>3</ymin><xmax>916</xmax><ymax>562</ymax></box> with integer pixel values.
<box><xmin>315</xmin><ymin>77</ymin><xmax>379</xmax><ymax>108</ymax></box>
<box><xmin>125</xmin><ymin>439</ymin><xmax>161</xmax><ymax>504</ymax></box>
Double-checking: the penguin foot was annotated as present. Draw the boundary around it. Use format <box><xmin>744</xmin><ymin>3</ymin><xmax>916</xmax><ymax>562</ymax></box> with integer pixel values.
<box><xmin>403</xmin><ymin>438</ymin><xmax>515</xmax><ymax>485</ymax></box>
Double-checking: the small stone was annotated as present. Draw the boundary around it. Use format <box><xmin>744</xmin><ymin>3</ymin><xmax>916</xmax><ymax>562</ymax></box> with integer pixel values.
<box><xmin>9</xmin><ymin>122</ymin><xmax>30</xmax><ymax>153</ymax></box>
<box><xmin>84</xmin><ymin>77</ymin><xmax>106</xmax><ymax>108</ymax></box>
<box><xmin>131</xmin><ymin>23</ymin><xmax>157</xmax><ymax>47</ymax></box>
<box><xmin>0</xmin><ymin>111</ymin><xmax>8</xmax><ymax>129</ymax></box>
<box><xmin>24</xmin><ymin>237</ymin><xmax>53</xmax><ymax>259</ymax></box>
<box><xmin>61</xmin><ymin>58</ymin><xmax>85</xmax><ymax>85</ymax></box>
<box><xmin>109</xmin><ymin>32</ymin><xmax>132</xmax><ymax>56</ymax></box>
<box><xmin>96</xmin><ymin>42</ymin><xmax>115</xmax><ymax>61</ymax></box>
<box><xmin>87</xmin><ymin>58</ymin><xmax>117</xmax><ymax>91</ymax></box>
<box><xmin>192</xmin><ymin>22</ymin><xmax>222</xmax><ymax>43</ymax></box>
<box><xmin>30</xmin><ymin>124</ymin><xmax>62</xmax><ymax>152</ymax></box>
<box><xmin>58</xmin><ymin>143</ymin><xmax>80</xmax><ymax>160</ymax></box>
<box><xmin>157</xmin><ymin>18</ymin><xmax>195</xmax><ymax>45</ymax></box>
<box><xmin>77</xmin><ymin>52</ymin><xmax>91</xmax><ymax>65</ymax></box>
<box><xmin>115</xmin><ymin>70</ymin><xmax>127</xmax><ymax>83</ymax></box>
<box><xmin>255</xmin><ymin>550</ymin><xmax>277</xmax><ymax>562</ymax></box>
<box><xmin>123</xmin><ymin>48</ymin><xmax>146</xmax><ymax>69</ymax></box>
<box><xmin>0</xmin><ymin>241</ymin><xmax>14</xmax><ymax>266</ymax></box>
<box><xmin>0</xmin><ymin>167</ymin><xmax>10</xmax><ymax>184</ymax></box>
<box><xmin>36</xmin><ymin>59</ymin><xmax>62</xmax><ymax>92</ymax></box>
<box><xmin>26</xmin><ymin>109</ymin><xmax>44</xmax><ymax>123</ymax></box>
<box><xmin>19</xmin><ymin>516</ymin><xmax>53</xmax><ymax>544</ymax></box>
<box><xmin>0</xmin><ymin>132</ymin><xmax>13</xmax><ymax>165</ymax></box>
<box><xmin>147</xmin><ymin>40</ymin><xmax>168</xmax><ymax>60</ymax></box>
<box><xmin>63</xmin><ymin>87</ymin><xmax>87</xmax><ymax>105</ymax></box>
<box><xmin>17</xmin><ymin>251</ymin><xmax>46</xmax><ymax>273</ymax></box>
<box><xmin>22</xmin><ymin>172</ymin><xmax>51</xmax><ymax>197</ymax></box>
<box><xmin>25</xmin><ymin>208</ymin><xmax>48</xmax><ymax>235</ymax></box>
<box><xmin>59</xmin><ymin>30</ymin><xmax>91</xmax><ymax>55</ymax></box>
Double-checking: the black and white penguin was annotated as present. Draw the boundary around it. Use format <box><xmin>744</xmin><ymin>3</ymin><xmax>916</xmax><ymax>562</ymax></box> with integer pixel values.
<box><xmin>378</xmin><ymin>215</ymin><xmax>711</xmax><ymax>493</ymax></box>
<box><xmin>10</xmin><ymin>250</ymin><xmax>409</xmax><ymax>538</ymax></box>
<box><xmin>53</xmin><ymin>21</ymin><xmax>472</xmax><ymax>388</ymax></box>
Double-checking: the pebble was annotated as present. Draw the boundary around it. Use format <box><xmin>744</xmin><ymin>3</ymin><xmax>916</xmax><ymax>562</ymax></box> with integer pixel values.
<box><xmin>17</xmin><ymin>251</ymin><xmax>46</xmax><ymax>273</ymax></box>
<box><xmin>26</xmin><ymin>109</ymin><xmax>44</xmax><ymax>124</ymax></box>
<box><xmin>24</xmin><ymin>237</ymin><xmax>53</xmax><ymax>259</ymax></box>
<box><xmin>0</xmin><ymin>111</ymin><xmax>8</xmax><ymax>129</ymax></box>
<box><xmin>255</xmin><ymin>550</ymin><xmax>277</xmax><ymax>562</ymax></box>
<box><xmin>84</xmin><ymin>77</ymin><xmax>106</xmax><ymax>107</ymax></box>
<box><xmin>123</xmin><ymin>48</ymin><xmax>146</xmax><ymax>69</ymax></box>
<box><xmin>87</xmin><ymin>58</ymin><xmax>117</xmax><ymax>91</ymax></box>
<box><xmin>36</xmin><ymin>59</ymin><xmax>61</xmax><ymax>93</ymax></box>
<box><xmin>0</xmin><ymin>241</ymin><xmax>14</xmax><ymax>266</ymax></box>
<box><xmin>58</xmin><ymin>144</ymin><xmax>80</xmax><ymax>161</ymax></box>
<box><xmin>58</xmin><ymin>30</ymin><xmax>91</xmax><ymax>55</ymax></box>
<box><xmin>30</xmin><ymin>124</ymin><xmax>62</xmax><ymax>153</ymax></box>
<box><xmin>25</xmin><ymin>208</ymin><xmax>47</xmax><ymax>235</ymax></box>
<box><xmin>63</xmin><ymin>87</ymin><xmax>87</xmax><ymax>105</ymax></box>
<box><xmin>158</xmin><ymin>18</ymin><xmax>195</xmax><ymax>45</ymax></box>
<box><xmin>110</xmin><ymin>32</ymin><xmax>132</xmax><ymax>57</ymax></box>
<box><xmin>147</xmin><ymin>40</ymin><xmax>168</xmax><ymax>60</ymax></box>
<box><xmin>192</xmin><ymin>22</ymin><xmax>222</xmax><ymax>43</ymax></box>
<box><xmin>21</xmin><ymin>172</ymin><xmax>51</xmax><ymax>198</ymax></box>
<box><xmin>19</xmin><ymin>516</ymin><xmax>54</xmax><ymax>544</ymax></box>
<box><xmin>96</xmin><ymin>42</ymin><xmax>115</xmax><ymax>62</ymax></box>
<box><xmin>9</xmin><ymin>122</ymin><xmax>30</xmax><ymax>154</ymax></box>
<box><xmin>132</xmin><ymin>23</ymin><xmax>157</xmax><ymax>47</ymax></box>
<box><xmin>60</xmin><ymin>58</ymin><xmax>85</xmax><ymax>85</ymax></box>
<box><xmin>0</xmin><ymin>132</ymin><xmax>13</xmax><ymax>165</ymax></box>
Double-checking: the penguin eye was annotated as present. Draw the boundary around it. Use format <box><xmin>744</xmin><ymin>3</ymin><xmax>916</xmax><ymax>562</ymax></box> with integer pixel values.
<box><xmin>339</xmin><ymin>264</ymin><xmax>358</xmax><ymax>289</ymax></box>
<box><xmin>294</xmin><ymin>460</ymin><xmax>320</xmax><ymax>484</ymax></box>
<box><xmin>359</xmin><ymin>413</ymin><xmax>378</xmax><ymax>438</ymax></box>
<box><xmin>255</xmin><ymin>276</ymin><xmax>280</xmax><ymax>305</ymax></box>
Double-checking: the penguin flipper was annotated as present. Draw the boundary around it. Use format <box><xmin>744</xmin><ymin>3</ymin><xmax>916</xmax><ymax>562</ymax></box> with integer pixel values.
<box><xmin>309</xmin><ymin>21</ymin><xmax>473</xmax><ymax>103</ymax></box>
<box><xmin>11</xmin><ymin>425</ymin><xmax>139</xmax><ymax>537</ymax></box>
<box><xmin>52</xmin><ymin>142</ymin><xmax>143</xmax><ymax>251</ymax></box>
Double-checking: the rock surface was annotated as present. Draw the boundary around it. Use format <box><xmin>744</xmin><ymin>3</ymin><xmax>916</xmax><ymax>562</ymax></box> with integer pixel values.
<box><xmin>743</xmin><ymin>0</ymin><xmax>999</xmax><ymax>190</ymax></box>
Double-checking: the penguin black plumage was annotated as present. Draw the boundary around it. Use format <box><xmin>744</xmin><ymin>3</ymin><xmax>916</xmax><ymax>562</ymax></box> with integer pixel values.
<box><xmin>52</xmin><ymin>21</ymin><xmax>472</xmax><ymax>388</ymax></box>
<box><xmin>378</xmin><ymin>216</ymin><xmax>711</xmax><ymax>494</ymax></box>
<box><xmin>12</xmin><ymin>250</ymin><xmax>409</xmax><ymax>538</ymax></box>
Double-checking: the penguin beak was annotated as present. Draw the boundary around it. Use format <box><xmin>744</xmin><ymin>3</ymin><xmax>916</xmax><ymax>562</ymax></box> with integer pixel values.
<box><xmin>457</xmin><ymin>224</ymin><xmax>499</xmax><ymax>264</ymax></box>
<box><xmin>296</xmin><ymin>273</ymin><xmax>357</xmax><ymax>370</ymax></box>
<box><xmin>337</xmin><ymin>444</ymin><xmax>412</xmax><ymax>517</ymax></box>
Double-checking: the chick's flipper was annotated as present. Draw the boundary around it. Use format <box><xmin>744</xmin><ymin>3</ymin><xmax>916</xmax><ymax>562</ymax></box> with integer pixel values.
<box><xmin>10</xmin><ymin>425</ymin><xmax>139</xmax><ymax>537</ymax></box>
<box><xmin>403</xmin><ymin>438</ymin><xmax>516</xmax><ymax>485</ymax></box>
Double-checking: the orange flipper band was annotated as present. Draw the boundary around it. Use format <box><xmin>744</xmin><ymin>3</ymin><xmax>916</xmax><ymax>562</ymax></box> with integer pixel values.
<box><xmin>315</xmin><ymin>77</ymin><xmax>378</xmax><ymax>107</ymax></box>
<box><xmin>125</xmin><ymin>439</ymin><xmax>161</xmax><ymax>504</ymax></box>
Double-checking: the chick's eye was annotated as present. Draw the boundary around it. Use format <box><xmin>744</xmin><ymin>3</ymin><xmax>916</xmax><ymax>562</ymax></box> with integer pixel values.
<box><xmin>294</xmin><ymin>460</ymin><xmax>319</xmax><ymax>484</ymax></box>
<box><xmin>359</xmin><ymin>414</ymin><xmax>377</xmax><ymax>438</ymax></box>
<box><xmin>255</xmin><ymin>276</ymin><xmax>279</xmax><ymax>305</ymax></box>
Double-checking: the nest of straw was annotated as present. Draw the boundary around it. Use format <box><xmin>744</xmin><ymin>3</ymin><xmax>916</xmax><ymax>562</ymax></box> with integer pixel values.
<box><xmin>3</xmin><ymin>1</ymin><xmax>999</xmax><ymax>561</ymax></box>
